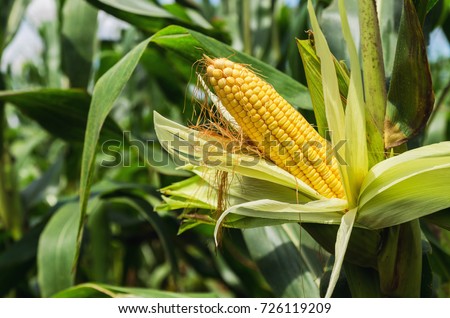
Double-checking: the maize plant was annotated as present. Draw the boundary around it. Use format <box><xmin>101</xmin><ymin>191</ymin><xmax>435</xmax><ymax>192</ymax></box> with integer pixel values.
<box><xmin>155</xmin><ymin>0</ymin><xmax>450</xmax><ymax>297</ymax></box>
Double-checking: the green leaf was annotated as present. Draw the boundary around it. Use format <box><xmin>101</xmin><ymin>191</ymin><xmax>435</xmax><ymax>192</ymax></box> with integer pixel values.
<box><xmin>0</xmin><ymin>89</ymin><xmax>122</xmax><ymax>143</ymax></box>
<box><xmin>61</xmin><ymin>0</ymin><xmax>98</xmax><ymax>88</ymax></box>
<box><xmin>86</xmin><ymin>0</ymin><xmax>214</xmax><ymax>34</ymax></box>
<box><xmin>52</xmin><ymin>283</ymin><xmax>215</xmax><ymax>298</ymax></box>
<box><xmin>358</xmin><ymin>0</ymin><xmax>387</xmax><ymax>166</ymax></box>
<box><xmin>385</xmin><ymin>0</ymin><xmax>434</xmax><ymax>148</ymax></box>
<box><xmin>296</xmin><ymin>39</ymin><xmax>349</xmax><ymax>136</ymax></box>
<box><xmin>151</xmin><ymin>25</ymin><xmax>312</xmax><ymax>110</ymax></box>
<box><xmin>377</xmin><ymin>220</ymin><xmax>422</xmax><ymax>297</ymax></box>
<box><xmin>339</xmin><ymin>0</ymin><xmax>368</xmax><ymax>203</ymax></box>
<box><xmin>307</xmin><ymin>0</ymin><xmax>349</xmax><ymax>198</ymax></box>
<box><xmin>243</xmin><ymin>224</ymin><xmax>321</xmax><ymax>297</ymax></box>
<box><xmin>37</xmin><ymin>202</ymin><xmax>81</xmax><ymax>297</ymax></box>
<box><xmin>78</xmin><ymin>37</ymin><xmax>151</xmax><ymax>264</ymax></box>
<box><xmin>325</xmin><ymin>208</ymin><xmax>356</xmax><ymax>298</ymax></box>
<box><xmin>153</xmin><ymin>112</ymin><xmax>318</xmax><ymax>197</ymax></box>
<box><xmin>358</xmin><ymin>142</ymin><xmax>450</xmax><ymax>229</ymax></box>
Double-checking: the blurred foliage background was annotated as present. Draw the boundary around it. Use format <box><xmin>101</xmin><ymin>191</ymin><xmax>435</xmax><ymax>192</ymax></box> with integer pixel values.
<box><xmin>0</xmin><ymin>0</ymin><xmax>450</xmax><ymax>298</ymax></box>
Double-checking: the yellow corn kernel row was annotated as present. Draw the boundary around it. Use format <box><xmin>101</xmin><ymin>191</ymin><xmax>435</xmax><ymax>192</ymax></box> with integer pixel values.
<box><xmin>204</xmin><ymin>56</ymin><xmax>344</xmax><ymax>199</ymax></box>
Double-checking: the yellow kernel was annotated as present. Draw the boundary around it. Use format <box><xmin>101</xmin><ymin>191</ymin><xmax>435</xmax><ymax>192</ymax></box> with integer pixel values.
<box><xmin>225</xmin><ymin>59</ymin><xmax>234</xmax><ymax>68</ymax></box>
<box><xmin>207</xmin><ymin>65</ymin><xmax>215</xmax><ymax>77</ymax></box>
<box><xmin>218</xmin><ymin>78</ymin><xmax>227</xmax><ymax>88</ymax></box>
<box><xmin>232</xmin><ymin>69</ymin><xmax>241</xmax><ymax>78</ymax></box>
<box><xmin>209</xmin><ymin>78</ymin><xmax>217</xmax><ymax>86</ymax></box>
<box><xmin>214</xmin><ymin>59</ymin><xmax>225</xmax><ymax>69</ymax></box>
<box><xmin>254</xmin><ymin>120</ymin><xmax>265</xmax><ymax>128</ymax></box>
<box><xmin>226</xmin><ymin>77</ymin><xmax>235</xmax><ymax>86</ymax></box>
<box><xmin>223</xmin><ymin>67</ymin><xmax>233</xmax><ymax>77</ymax></box>
<box><xmin>212</xmin><ymin>69</ymin><xmax>222</xmax><ymax>79</ymax></box>
<box><xmin>235</xmin><ymin>91</ymin><xmax>244</xmax><ymax>101</ymax></box>
<box><xmin>249</xmin><ymin>94</ymin><xmax>259</xmax><ymax>104</ymax></box>
<box><xmin>251</xmin><ymin>114</ymin><xmax>261</xmax><ymax>122</ymax></box>
<box><xmin>253</xmin><ymin>100</ymin><xmax>262</xmax><ymax>110</ymax></box>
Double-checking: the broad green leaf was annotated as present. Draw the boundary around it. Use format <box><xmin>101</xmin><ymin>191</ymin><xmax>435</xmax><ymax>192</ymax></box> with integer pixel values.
<box><xmin>0</xmin><ymin>89</ymin><xmax>122</xmax><ymax>143</ymax></box>
<box><xmin>296</xmin><ymin>39</ymin><xmax>349</xmax><ymax>136</ymax></box>
<box><xmin>86</xmin><ymin>204</ymin><xmax>110</xmax><ymax>283</ymax></box>
<box><xmin>52</xmin><ymin>283</ymin><xmax>215</xmax><ymax>298</ymax></box>
<box><xmin>325</xmin><ymin>208</ymin><xmax>356</xmax><ymax>298</ymax></box>
<box><xmin>86</xmin><ymin>0</ymin><xmax>214</xmax><ymax>35</ymax></box>
<box><xmin>358</xmin><ymin>162</ymin><xmax>450</xmax><ymax>229</ymax></box>
<box><xmin>243</xmin><ymin>224</ymin><xmax>322</xmax><ymax>297</ymax></box>
<box><xmin>151</xmin><ymin>25</ymin><xmax>312</xmax><ymax>110</ymax></box>
<box><xmin>61</xmin><ymin>0</ymin><xmax>98</xmax><ymax>88</ymax></box>
<box><xmin>358</xmin><ymin>143</ymin><xmax>450</xmax><ymax>228</ymax></box>
<box><xmin>78</xmin><ymin>37</ymin><xmax>151</xmax><ymax>262</ymax></box>
<box><xmin>385</xmin><ymin>0</ymin><xmax>434</xmax><ymax>148</ymax></box>
<box><xmin>37</xmin><ymin>202</ymin><xmax>81</xmax><ymax>297</ymax></box>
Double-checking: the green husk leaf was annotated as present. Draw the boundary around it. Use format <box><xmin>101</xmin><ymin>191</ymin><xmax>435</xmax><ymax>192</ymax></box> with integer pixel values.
<box><xmin>325</xmin><ymin>208</ymin><xmax>357</xmax><ymax>298</ymax></box>
<box><xmin>385</xmin><ymin>0</ymin><xmax>434</xmax><ymax>148</ymax></box>
<box><xmin>307</xmin><ymin>0</ymin><xmax>350</xmax><ymax>200</ymax></box>
<box><xmin>153</xmin><ymin>111</ymin><xmax>320</xmax><ymax>199</ymax></box>
<box><xmin>358</xmin><ymin>142</ymin><xmax>450</xmax><ymax>228</ymax></box>
<box><xmin>339</xmin><ymin>0</ymin><xmax>368</xmax><ymax>206</ymax></box>
<box><xmin>214</xmin><ymin>199</ymin><xmax>346</xmax><ymax>244</ymax></box>
<box><xmin>358</xmin><ymin>0</ymin><xmax>387</xmax><ymax>166</ymax></box>
<box><xmin>296</xmin><ymin>39</ymin><xmax>349</xmax><ymax>137</ymax></box>
<box><xmin>377</xmin><ymin>220</ymin><xmax>422</xmax><ymax>297</ymax></box>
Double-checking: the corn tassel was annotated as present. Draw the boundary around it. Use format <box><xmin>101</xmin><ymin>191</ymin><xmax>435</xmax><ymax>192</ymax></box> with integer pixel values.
<box><xmin>204</xmin><ymin>56</ymin><xmax>344</xmax><ymax>199</ymax></box>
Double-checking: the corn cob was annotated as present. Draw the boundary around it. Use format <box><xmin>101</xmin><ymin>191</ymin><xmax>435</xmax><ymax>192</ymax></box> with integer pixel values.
<box><xmin>204</xmin><ymin>56</ymin><xmax>344</xmax><ymax>199</ymax></box>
